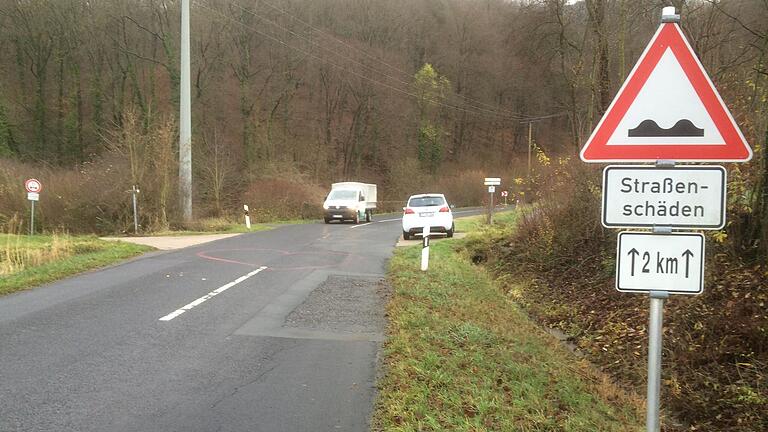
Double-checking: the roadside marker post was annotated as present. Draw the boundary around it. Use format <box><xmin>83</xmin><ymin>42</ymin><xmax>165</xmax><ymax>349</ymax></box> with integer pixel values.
<box><xmin>578</xmin><ymin>6</ymin><xmax>753</xmax><ymax>432</ymax></box>
<box><xmin>243</xmin><ymin>204</ymin><xmax>251</xmax><ymax>230</ymax></box>
<box><xmin>24</xmin><ymin>179</ymin><xmax>42</xmax><ymax>235</ymax></box>
<box><xmin>129</xmin><ymin>185</ymin><xmax>140</xmax><ymax>234</ymax></box>
<box><xmin>420</xmin><ymin>225</ymin><xmax>430</xmax><ymax>271</ymax></box>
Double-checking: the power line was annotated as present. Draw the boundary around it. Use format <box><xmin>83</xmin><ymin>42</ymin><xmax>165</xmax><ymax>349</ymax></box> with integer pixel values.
<box><xmin>249</xmin><ymin>0</ymin><xmax>539</xmax><ymax>118</ymax></box>
<box><xmin>229</xmin><ymin>2</ymin><xmax>535</xmax><ymax>121</ymax></box>
<box><xmin>196</xmin><ymin>1</ymin><xmax>567</xmax><ymax>123</ymax></box>
<box><xmin>195</xmin><ymin>1</ymin><xmax>534</xmax><ymax>122</ymax></box>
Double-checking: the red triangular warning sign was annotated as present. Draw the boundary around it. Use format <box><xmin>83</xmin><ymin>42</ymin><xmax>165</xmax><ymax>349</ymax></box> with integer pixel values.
<box><xmin>581</xmin><ymin>22</ymin><xmax>752</xmax><ymax>162</ymax></box>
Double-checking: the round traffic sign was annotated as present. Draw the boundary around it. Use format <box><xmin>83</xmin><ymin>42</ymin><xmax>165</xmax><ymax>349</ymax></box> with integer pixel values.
<box><xmin>25</xmin><ymin>178</ymin><xmax>42</xmax><ymax>193</ymax></box>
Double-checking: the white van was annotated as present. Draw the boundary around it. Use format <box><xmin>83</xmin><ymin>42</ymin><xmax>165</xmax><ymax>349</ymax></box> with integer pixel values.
<box><xmin>323</xmin><ymin>182</ymin><xmax>377</xmax><ymax>224</ymax></box>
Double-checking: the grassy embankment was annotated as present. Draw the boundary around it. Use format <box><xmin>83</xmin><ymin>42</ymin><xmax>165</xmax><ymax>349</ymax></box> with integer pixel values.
<box><xmin>373</xmin><ymin>211</ymin><xmax>643</xmax><ymax>431</ymax></box>
<box><xmin>0</xmin><ymin>234</ymin><xmax>152</xmax><ymax>296</ymax></box>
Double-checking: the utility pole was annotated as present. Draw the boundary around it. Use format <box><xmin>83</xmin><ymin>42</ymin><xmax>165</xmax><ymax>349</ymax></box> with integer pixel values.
<box><xmin>179</xmin><ymin>0</ymin><xmax>193</xmax><ymax>222</ymax></box>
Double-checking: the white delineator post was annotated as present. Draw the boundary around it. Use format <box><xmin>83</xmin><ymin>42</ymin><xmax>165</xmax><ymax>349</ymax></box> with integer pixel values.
<box><xmin>131</xmin><ymin>185</ymin><xmax>140</xmax><ymax>234</ymax></box>
<box><xmin>243</xmin><ymin>204</ymin><xmax>251</xmax><ymax>230</ymax></box>
<box><xmin>420</xmin><ymin>225</ymin><xmax>430</xmax><ymax>271</ymax></box>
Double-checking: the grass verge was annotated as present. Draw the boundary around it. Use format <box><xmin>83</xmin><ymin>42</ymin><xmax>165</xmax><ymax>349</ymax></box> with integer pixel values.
<box><xmin>0</xmin><ymin>234</ymin><xmax>152</xmax><ymax>296</ymax></box>
<box><xmin>373</xmin><ymin>213</ymin><xmax>643</xmax><ymax>431</ymax></box>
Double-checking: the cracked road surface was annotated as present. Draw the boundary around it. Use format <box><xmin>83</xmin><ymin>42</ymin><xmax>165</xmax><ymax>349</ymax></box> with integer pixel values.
<box><xmin>0</xmin><ymin>215</ymin><xmax>422</xmax><ymax>432</ymax></box>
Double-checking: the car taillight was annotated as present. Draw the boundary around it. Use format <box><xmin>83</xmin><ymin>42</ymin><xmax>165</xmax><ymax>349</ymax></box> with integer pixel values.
<box><xmin>404</xmin><ymin>208</ymin><xmax>415</xmax><ymax>214</ymax></box>
<box><xmin>439</xmin><ymin>206</ymin><xmax>450</xmax><ymax>212</ymax></box>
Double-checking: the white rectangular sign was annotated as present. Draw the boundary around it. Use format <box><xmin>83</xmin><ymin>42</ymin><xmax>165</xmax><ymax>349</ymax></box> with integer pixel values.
<box><xmin>27</xmin><ymin>192</ymin><xmax>39</xmax><ymax>201</ymax></box>
<box><xmin>484</xmin><ymin>177</ymin><xmax>501</xmax><ymax>186</ymax></box>
<box><xmin>488</xmin><ymin>186</ymin><xmax>496</xmax><ymax>193</ymax></box>
<box><xmin>603</xmin><ymin>165</ymin><xmax>726</xmax><ymax>229</ymax></box>
<box><xmin>616</xmin><ymin>231</ymin><xmax>704</xmax><ymax>294</ymax></box>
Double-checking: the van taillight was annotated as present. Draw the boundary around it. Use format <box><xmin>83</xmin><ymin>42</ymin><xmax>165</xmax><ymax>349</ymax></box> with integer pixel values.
<box><xmin>404</xmin><ymin>208</ymin><xmax>415</xmax><ymax>214</ymax></box>
<box><xmin>439</xmin><ymin>206</ymin><xmax>450</xmax><ymax>212</ymax></box>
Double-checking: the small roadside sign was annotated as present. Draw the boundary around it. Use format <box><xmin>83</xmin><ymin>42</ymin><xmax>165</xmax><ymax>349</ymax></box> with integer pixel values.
<box><xmin>27</xmin><ymin>192</ymin><xmax>40</xmax><ymax>201</ymax></box>
<box><xmin>25</xmin><ymin>178</ymin><xmax>42</xmax><ymax>193</ymax></box>
<box><xmin>488</xmin><ymin>186</ymin><xmax>496</xmax><ymax>193</ymax></box>
<box><xmin>501</xmin><ymin>191</ymin><xmax>508</xmax><ymax>197</ymax></box>
<box><xmin>602</xmin><ymin>165</ymin><xmax>726</xmax><ymax>229</ymax></box>
<box><xmin>484</xmin><ymin>177</ymin><xmax>501</xmax><ymax>186</ymax></box>
<box><xmin>616</xmin><ymin>231</ymin><xmax>704</xmax><ymax>294</ymax></box>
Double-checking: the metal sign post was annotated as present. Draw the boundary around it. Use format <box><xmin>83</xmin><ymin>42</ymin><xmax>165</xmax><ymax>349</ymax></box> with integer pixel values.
<box><xmin>647</xmin><ymin>290</ymin><xmax>668</xmax><ymax>432</ymax></box>
<box><xmin>30</xmin><ymin>199</ymin><xmax>35</xmax><ymax>235</ymax></box>
<box><xmin>487</xmin><ymin>186</ymin><xmax>495</xmax><ymax>224</ymax></box>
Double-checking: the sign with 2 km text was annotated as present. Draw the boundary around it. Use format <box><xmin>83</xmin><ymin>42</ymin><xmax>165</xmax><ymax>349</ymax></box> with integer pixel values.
<box><xmin>616</xmin><ymin>231</ymin><xmax>704</xmax><ymax>294</ymax></box>
<box><xmin>580</xmin><ymin>21</ymin><xmax>752</xmax><ymax>162</ymax></box>
<box><xmin>602</xmin><ymin>165</ymin><xmax>726</xmax><ymax>229</ymax></box>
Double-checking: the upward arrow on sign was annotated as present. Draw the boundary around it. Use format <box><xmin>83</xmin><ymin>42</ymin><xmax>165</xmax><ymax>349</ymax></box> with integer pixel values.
<box><xmin>581</xmin><ymin>21</ymin><xmax>752</xmax><ymax>163</ymax></box>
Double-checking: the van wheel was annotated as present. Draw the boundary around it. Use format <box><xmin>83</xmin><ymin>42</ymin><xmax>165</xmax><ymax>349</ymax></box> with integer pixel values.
<box><xmin>365</xmin><ymin>210</ymin><xmax>372</xmax><ymax>222</ymax></box>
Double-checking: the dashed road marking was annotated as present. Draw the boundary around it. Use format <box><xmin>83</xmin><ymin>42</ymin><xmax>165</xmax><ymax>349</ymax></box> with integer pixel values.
<box><xmin>158</xmin><ymin>266</ymin><xmax>268</xmax><ymax>321</ymax></box>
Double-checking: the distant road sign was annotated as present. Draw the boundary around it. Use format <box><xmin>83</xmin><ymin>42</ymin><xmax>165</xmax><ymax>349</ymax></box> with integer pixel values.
<box><xmin>580</xmin><ymin>21</ymin><xmax>751</xmax><ymax>162</ymax></box>
<box><xmin>616</xmin><ymin>231</ymin><xmax>704</xmax><ymax>294</ymax></box>
<box><xmin>25</xmin><ymin>178</ymin><xmax>42</xmax><ymax>193</ymax></box>
<box><xmin>27</xmin><ymin>192</ymin><xmax>39</xmax><ymax>201</ymax></box>
<box><xmin>602</xmin><ymin>165</ymin><xmax>726</xmax><ymax>229</ymax></box>
<box><xmin>501</xmin><ymin>191</ymin><xmax>508</xmax><ymax>197</ymax></box>
<box><xmin>484</xmin><ymin>177</ymin><xmax>501</xmax><ymax>186</ymax></box>
<box><xmin>488</xmin><ymin>186</ymin><xmax>496</xmax><ymax>193</ymax></box>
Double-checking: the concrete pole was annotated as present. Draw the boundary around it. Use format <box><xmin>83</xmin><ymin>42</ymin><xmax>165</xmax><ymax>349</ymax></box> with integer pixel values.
<box><xmin>179</xmin><ymin>0</ymin><xmax>193</xmax><ymax>222</ymax></box>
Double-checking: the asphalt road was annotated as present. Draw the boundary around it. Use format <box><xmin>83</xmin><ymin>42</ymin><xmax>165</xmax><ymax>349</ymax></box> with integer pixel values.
<box><xmin>0</xmin><ymin>209</ymin><xmax>484</xmax><ymax>432</ymax></box>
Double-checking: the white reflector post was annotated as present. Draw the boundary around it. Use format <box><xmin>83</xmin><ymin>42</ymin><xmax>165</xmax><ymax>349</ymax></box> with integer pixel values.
<box><xmin>420</xmin><ymin>225</ymin><xmax>430</xmax><ymax>271</ymax></box>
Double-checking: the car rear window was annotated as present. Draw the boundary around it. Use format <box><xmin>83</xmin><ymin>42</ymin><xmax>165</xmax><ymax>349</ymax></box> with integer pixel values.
<box><xmin>408</xmin><ymin>196</ymin><xmax>446</xmax><ymax>207</ymax></box>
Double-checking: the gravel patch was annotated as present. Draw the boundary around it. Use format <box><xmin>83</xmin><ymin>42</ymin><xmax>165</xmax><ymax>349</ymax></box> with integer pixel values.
<box><xmin>283</xmin><ymin>276</ymin><xmax>391</xmax><ymax>334</ymax></box>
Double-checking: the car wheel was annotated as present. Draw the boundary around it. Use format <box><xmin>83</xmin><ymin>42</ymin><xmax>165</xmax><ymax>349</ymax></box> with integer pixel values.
<box><xmin>365</xmin><ymin>210</ymin><xmax>371</xmax><ymax>222</ymax></box>
<box><xmin>446</xmin><ymin>224</ymin><xmax>454</xmax><ymax>238</ymax></box>
<box><xmin>403</xmin><ymin>231</ymin><xmax>411</xmax><ymax>240</ymax></box>
<box><xmin>324</xmin><ymin>217</ymin><xmax>331</xmax><ymax>224</ymax></box>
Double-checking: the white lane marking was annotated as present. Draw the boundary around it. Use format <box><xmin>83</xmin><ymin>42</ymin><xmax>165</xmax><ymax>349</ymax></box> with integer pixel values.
<box><xmin>158</xmin><ymin>266</ymin><xmax>268</xmax><ymax>321</ymax></box>
<box><xmin>377</xmin><ymin>217</ymin><xmax>402</xmax><ymax>222</ymax></box>
<box><xmin>349</xmin><ymin>222</ymin><xmax>373</xmax><ymax>229</ymax></box>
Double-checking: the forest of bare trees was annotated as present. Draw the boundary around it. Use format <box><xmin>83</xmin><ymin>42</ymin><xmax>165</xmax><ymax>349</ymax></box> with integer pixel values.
<box><xmin>0</xmin><ymin>0</ymin><xmax>766</xmax><ymax>238</ymax></box>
